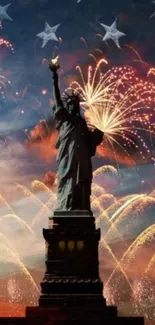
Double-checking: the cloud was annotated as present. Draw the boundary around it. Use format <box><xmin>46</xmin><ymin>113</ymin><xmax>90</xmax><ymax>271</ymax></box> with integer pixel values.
<box><xmin>26</xmin><ymin>123</ymin><xmax>57</xmax><ymax>162</ymax></box>
<box><xmin>0</xmin><ymin>121</ymin><xmax>24</xmax><ymax>134</ymax></box>
<box><xmin>97</xmin><ymin>145</ymin><xmax>135</xmax><ymax>166</ymax></box>
<box><xmin>0</xmin><ymin>135</ymin><xmax>54</xmax><ymax>201</ymax></box>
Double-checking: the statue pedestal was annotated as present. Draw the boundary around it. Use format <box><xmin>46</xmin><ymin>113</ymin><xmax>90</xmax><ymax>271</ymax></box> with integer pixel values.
<box><xmin>26</xmin><ymin>210</ymin><xmax>144</xmax><ymax>325</ymax></box>
<box><xmin>39</xmin><ymin>210</ymin><xmax>106</xmax><ymax>308</ymax></box>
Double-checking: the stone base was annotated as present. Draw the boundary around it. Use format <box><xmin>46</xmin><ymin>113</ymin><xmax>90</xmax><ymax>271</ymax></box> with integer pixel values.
<box><xmin>40</xmin><ymin>210</ymin><xmax>104</xmax><ymax>308</ymax></box>
<box><xmin>25</xmin><ymin>306</ymin><xmax>144</xmax><ymax>325</ymax></box>
<box><xmin>26</xmin><ymin>305</ymin><xmax>117</xmax><ymax>323</ymax></box>
<box><xmin>0</xmin><ymin>310</ymin><xmax>145</xmax><ymax>325</ymax></box>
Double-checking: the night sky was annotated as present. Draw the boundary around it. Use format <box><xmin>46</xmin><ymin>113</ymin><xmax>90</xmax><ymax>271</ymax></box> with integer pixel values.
<box><xmin>0</xmin><ymin>1</ymin><xmax>155</xmax><ymax>322</ymax></box>
<box><xmin>1</xmin><ymin>0</ymin><xmax>155</xmax><ymax>133</ymax></box>
<box><xmin>0</xmin><ymin>0</ymin><xmax>154</xmax><ymax>197</ymax></box>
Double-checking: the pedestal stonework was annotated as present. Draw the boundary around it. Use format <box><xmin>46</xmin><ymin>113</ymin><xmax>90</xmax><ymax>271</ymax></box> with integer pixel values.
<box><xmin>25</xmin><ymin>210</ymin><xmax>144</xmax><ymax>325</ymax></box>
<box><xmin>39</xmin><ymin>210</ymin><xmax>106</xmax><ymax>308</ymax></box>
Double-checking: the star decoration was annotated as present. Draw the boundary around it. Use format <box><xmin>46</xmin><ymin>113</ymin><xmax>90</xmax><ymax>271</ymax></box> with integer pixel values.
<box><xmin>0</xmin><ymin>3</ymin><xmax>12</xmax><ymax>22</ymax></box>
<box><xmin>150</xmin><ymin>1</ymin><xmax>155</xmax><ymax>18</ymax></box>
<box><xmin>36</xmin><ymin>22</ymin><xmax>61</xmax><ymax>48</ymax></box>
<box><xmin>100</xmin><ymin>20</ymin><xmax>125</xmax><ymax>48</ymax></box>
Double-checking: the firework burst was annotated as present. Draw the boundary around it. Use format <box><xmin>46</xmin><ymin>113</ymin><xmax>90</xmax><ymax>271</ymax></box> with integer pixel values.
<box><xmin>0</xmin><ymin>38</ymin><xmax>14</xmax><ymax>53</ymax></box>
<box><xmin>68</xmin><ymin>58</ymin><xmax>112</xmax><ymax>108</ymax></box>
<box><xmin>69</xmin><ymin>59</ymin><xmax>155</xmax><ymax>164</ymax></box>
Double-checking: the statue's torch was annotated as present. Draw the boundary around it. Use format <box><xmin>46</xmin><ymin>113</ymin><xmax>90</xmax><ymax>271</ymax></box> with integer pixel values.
<box><xmin>49</xmin><ymin>55</ymin><xmax>60</xmax><ymax>72</ymax></box>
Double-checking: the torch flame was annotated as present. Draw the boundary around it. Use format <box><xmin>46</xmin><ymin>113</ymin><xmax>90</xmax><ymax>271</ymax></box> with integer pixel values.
<box><xmin>51</xmin><ymin>55</ymin><xmax>59</xmax><ymax>66</ymax></box>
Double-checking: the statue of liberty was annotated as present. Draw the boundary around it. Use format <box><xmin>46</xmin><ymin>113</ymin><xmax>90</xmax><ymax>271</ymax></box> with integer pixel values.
<box><xmin>49</xmin><ymin>58</ymin><xmax>103</xmax><ymax>211</ymax></box>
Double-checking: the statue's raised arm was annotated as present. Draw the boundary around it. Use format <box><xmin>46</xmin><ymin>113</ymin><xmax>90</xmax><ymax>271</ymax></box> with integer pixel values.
<box><xmin>49</xmin><ymin>58</ymin><xmax>68</xmax><ymax>129</ymax></box>
<box><xmin>49</xmin><ymin>58</ymin><xmax>62</xmax><ymax>109</ymax></box>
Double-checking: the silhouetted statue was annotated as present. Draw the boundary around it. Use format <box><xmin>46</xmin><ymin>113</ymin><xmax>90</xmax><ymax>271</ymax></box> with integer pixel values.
<box><xmin>49</xmin><ymin>59</ymin><xmax>103</xmax><ymax>211</ymax></box>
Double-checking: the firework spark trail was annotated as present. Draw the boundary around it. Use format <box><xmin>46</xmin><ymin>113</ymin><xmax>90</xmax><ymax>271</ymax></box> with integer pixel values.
<box><xmin>0</xmin><ymin>214</ymin><xmax>34</xmax><ymax>237</ymax></box>
<box><xmin>92</xmin><ymin>193</ymin><xmax>124</xmax><ymax>242</ymax></box>
<box><xmin>0</xmin><ymin>74</ymin><xmax>9</xmax><ymax>91</ymax></box>
<box><xmin>99</xmin><ymin>236</ymin><xmax>132</xmax><ymax>289</ymax></box>
<box><xmin>80</xmin><ymin>37</ymin><xmax>88</xmax><ymax>48</ymax></box>
<box><xmin>0</xmin><ymin>244</ymin><xmax>39</xmax><ymax>293</ymax></box>
<box><xmin>145</xmin><ymin>254</ymin><xmax>155</xmax><ymax>275</ymax></box>
<box><xmin>96</xmin><ymin>210</ymin><xmax>125</xmax><ymax>243</ymax></box>
<box><xmin>69</xmin><ymin>58</ymin><xmax>113</xmax><ymax>108</ymax></box>
<box><xmin>86</xmin><ymin>87</ymin><xmax>155</xmax><ymax>162</ymax></box>
<box><xmin>0</xmin><ymin>194</ymin><xmax>15</xmax><ymax>214</ymax></box>
<box><xmin>92</xmin><ymin>199</ymin><xmax>104</xmax><ymax>216</ymax></box>
<box><xmin>0</xmin><ymin>233</ymin><xmax>18</xmax><ymax>256</ymax></box>
<box><xmin>108</xmin><ymin>195</ymin><xmax>155</xmax><ymax>232</ymax></box>
<box><xmin>104</xmin><ymin>194</ymin><xmax>146</xmax><ymax>241</ymax></box>
<box><xmin>92</xmin><ymin>193</ymin><xmax>116</xmax><ymax>208</ymax></box>
<box><xmin>106</xmin><ymin>194</ymin><xmax>141</xmax><ymax>217</ymax></box>
<box><xmin>91</xmin><ymin>183</ymin><xmax>105</xmax><ymax>197</ymax></box>
<box><xmin>105</xmin><ymin>224</ymin><xmax>155</xmax><ymax>288</ymax></box>
<box><xmin>31</xmin><ymin>180</ymin><xmax>55</xmax><ymax>195</ymax></box>
<box><xmin>0</xmin><ymin>38</ymin><xmax>14</xmax><ymax>53</ymax></box>
<box><xmin>105</xmin><ymin>228</ymin><xmax>155</xmax><ymax>317</ymax></box>
<box><xmin>93</xmin><ymin>165</ymin><xmax>118</xmax><ymax>177</ymax></box>
<box><xmin>31</xmin><ymin>195</ymin><xmax>56</xmax><ymax>227</ymax></box>
<box><xmin>110</xmin><ymin>194</ymin><xmax>146</xmax><ymax>221</ymax></box>
<box><xmin>123</xmin><ymin>44</ymin><xmax>143</xmax><ymax>62</ymax></box>
<box><xmin>17</xmin><ymin>184</ymin><xmax>51</xmax><ymax>213</ymax></box>
<box><xmin>147</xmin><ymin>68</ymin><xmax>155</xmax><ymax>78</ymax></box>
<box><xmin>105</xmin><ymin>196</ymin><xmax>155</xmax><ymax>244</ymax></box>
<box><xmin>96</xmin><ymin>191</ymin><xmax>143</xmax><ymax>247</ymax></box>
<box><xmin>69</xmin><ymin>60</ymin><xmax>155</xmax><ymax>164</ymax></box>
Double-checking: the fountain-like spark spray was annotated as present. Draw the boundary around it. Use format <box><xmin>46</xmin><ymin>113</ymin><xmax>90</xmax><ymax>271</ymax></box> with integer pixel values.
<box><xmin>0</xmin><ymin>233</ymin><xmax>18</xmax><ymax>255</ymax></box>
<box><xmin>0</xmin><ymin>243</ymin><xmax>39</xmax><ymax>294</ymax></box>
<box><xmin>0</xmin><ymin>194</ymin><xmax>15</xmax><ymax>214</ymax></box>
<box><xmin>145</xmin><ymin>254</ymin><xmax>155</xmax><ymax>275</ymax></box>
<box><xmin>95</xmin><ymin>207</ymin><xmax>125</xmax><ymax>243</ymax></box>
<box><xmin>110</xmin><ymin>194</ymin><xmax>146</xmax><ymax>222</ymax></box>
<box><xmin>17</xmin><ymin>184</ymin><xmax>51</xmax><ymax>213</ymax></box>
<box><xmin>93</xmin><ymin>165</ymin><xmax>118</xmax><ymax>177</ymax></box>
<box><xmin>0</xmin><ymin>214</ymin><xmax>34</xmax><ymax>237</ymax></box>
<box><xmin>92</xmin><ymin>193</ymin><xmax>115</xmax><ymax>209</ymax></box>
<box><xmin>105</xmin><ymin>223</ymin><xmax>155</xmax><ymax>288</ymax></box>
<box><xmin>31</xmin><ymin>195</ymin><xmax>56</xmax><ymax>227</ymax></box>
<box><xmin>99</xmin><ymin>236</ymin><xmax>132</xmax><ymax>289</ymax></box>
<box><xmin>31</xmin><ymin>180</ymin><xmax>54</xmax><ymax>194</ymax></box>
<box><xmin>106</xmin><ymin>194</ymin><xmax>143</xmax><ymax>217</ymax></box>
<box><xmin>91</xmin><ymin>183</ymin><xmax>105</xmax><ymax>197</ymax></box>
<box><xmin>105</xmin><ymin>195</ymin><xmax>153</xmax><ymax>242</ymax></box>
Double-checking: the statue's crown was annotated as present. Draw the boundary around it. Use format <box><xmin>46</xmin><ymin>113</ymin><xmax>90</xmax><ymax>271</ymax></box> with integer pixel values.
<box><xmin>62</xmin><ymin>90</ymin><xmax>82</xmax><ymax>104</ymax></box>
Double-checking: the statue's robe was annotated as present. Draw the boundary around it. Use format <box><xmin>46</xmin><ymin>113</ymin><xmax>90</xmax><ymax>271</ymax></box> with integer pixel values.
<box><xmin>52</xmin><ymin>71</ymin><xmax>103</xmax><ymax>211</ymax></box>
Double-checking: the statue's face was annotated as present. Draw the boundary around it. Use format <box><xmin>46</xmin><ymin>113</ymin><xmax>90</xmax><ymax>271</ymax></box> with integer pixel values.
<box><xmin>67</xmin><ymin>102</ymin><xmax>75</xmax><ymax>114</ymax></box>
<box><xmin>66</xmin><ymin>97</ymin><xmax>80</xmax><ymax>115</ymax></box>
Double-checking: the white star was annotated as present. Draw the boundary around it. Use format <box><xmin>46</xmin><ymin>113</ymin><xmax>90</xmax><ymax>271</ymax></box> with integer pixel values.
<box><xmin>100</xmin><ymin>20</ymin><xmax>125</xmax><ymax>49</ymax></box>
<box><xmin>36</xmin><ymin>22</ymin><xmax>61</xmax><ymax>48</ymax></box>
<box><xmin>150</xmin><ymin>1</ymin><xmax>155</xmax><ymax>18</ymax></box>
<box><xmin>0</xmin><ymin>3</ymin><xmax>12</xmax><ymax>22</ymax></box>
